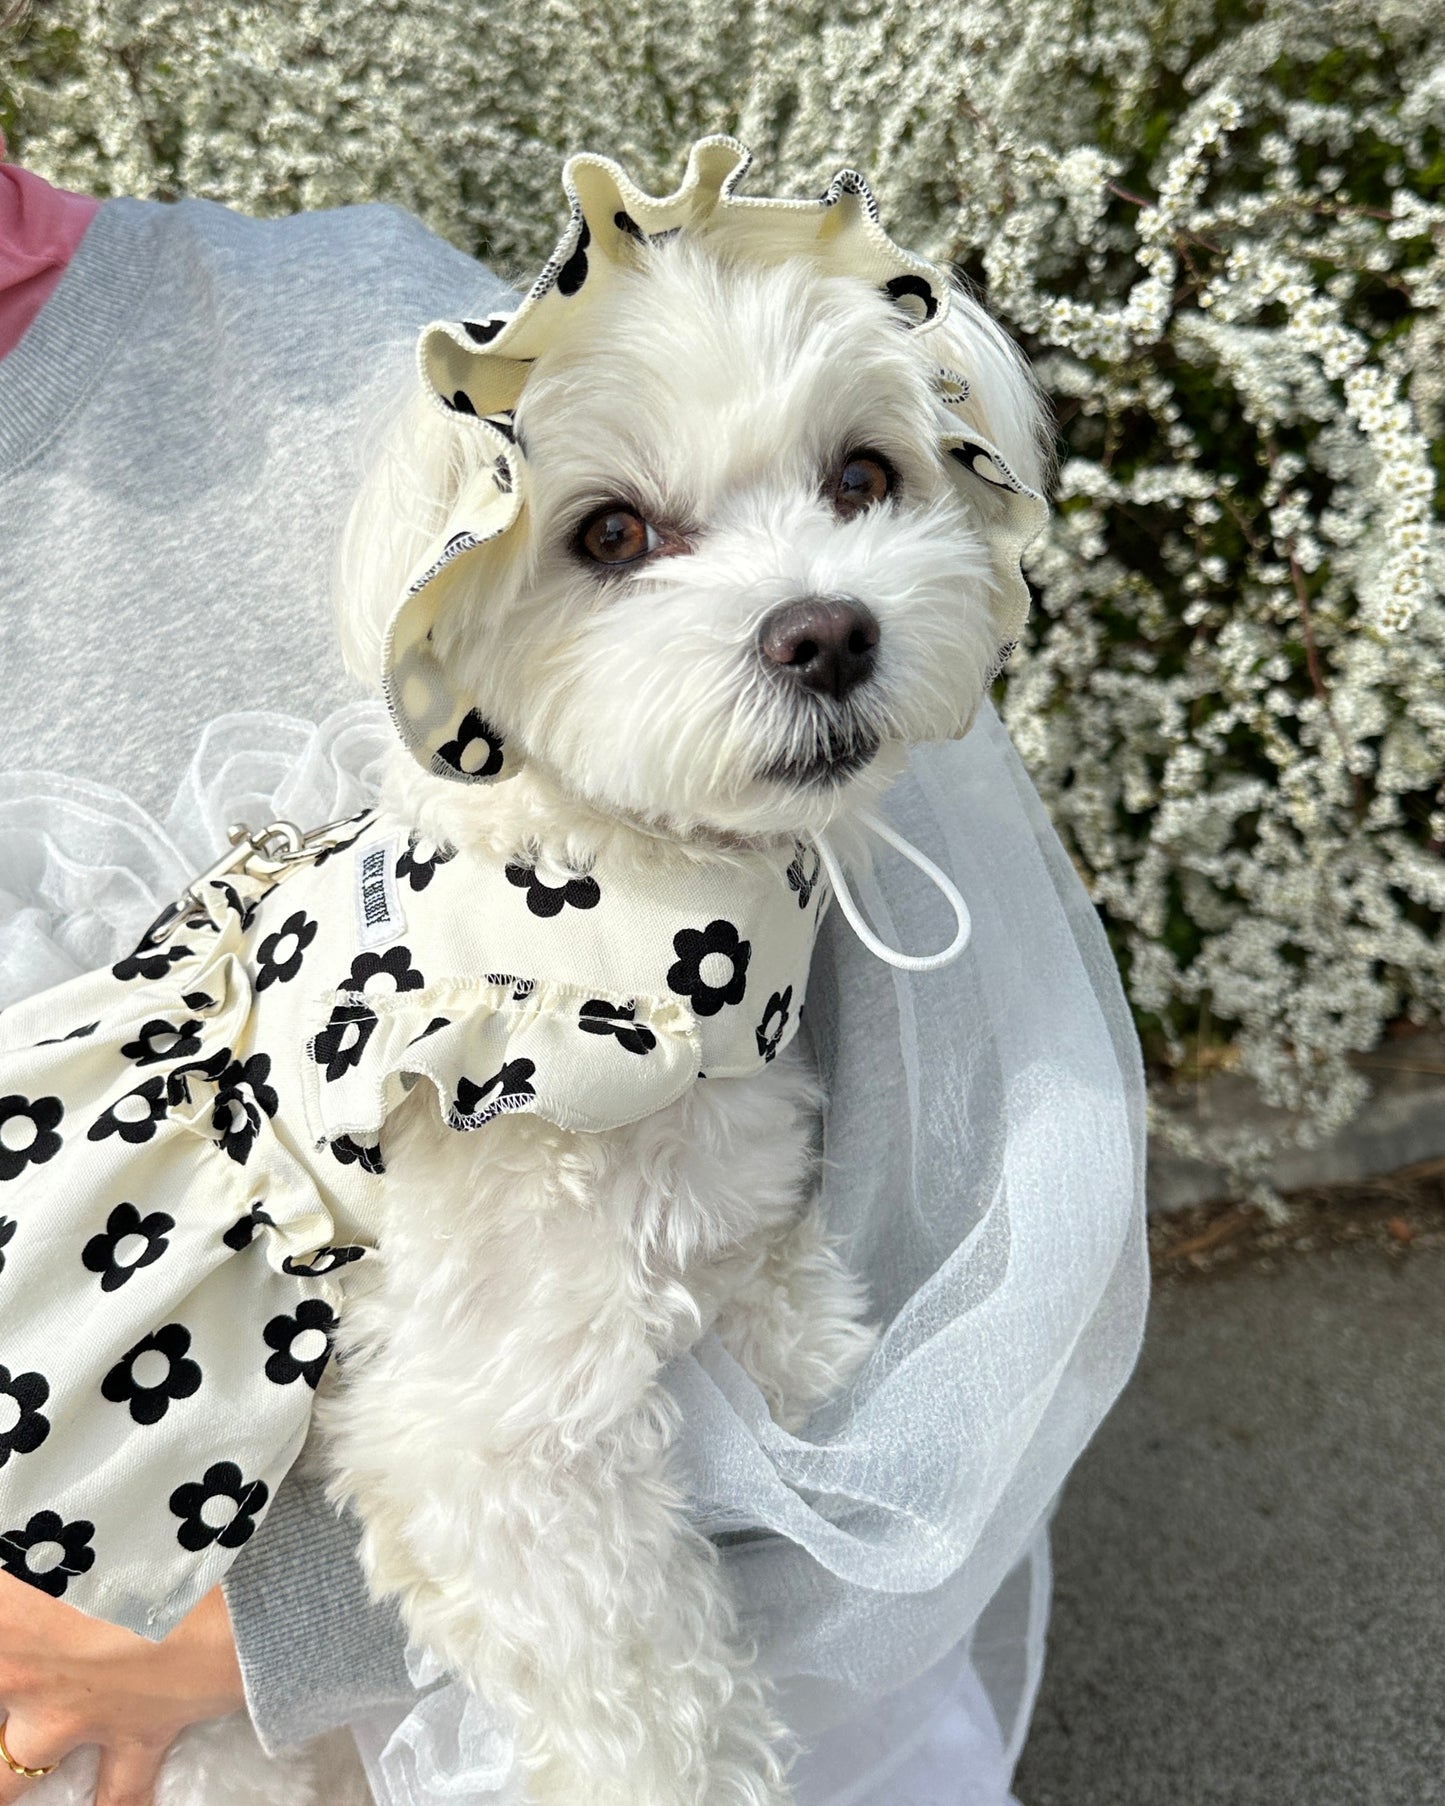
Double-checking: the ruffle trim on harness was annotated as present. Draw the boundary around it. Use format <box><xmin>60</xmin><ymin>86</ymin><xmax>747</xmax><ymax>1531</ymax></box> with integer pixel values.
<box><xmin>301</xmin><ymin>975</ymin><xmax>702</xmax><ymax>1153</ymax></box>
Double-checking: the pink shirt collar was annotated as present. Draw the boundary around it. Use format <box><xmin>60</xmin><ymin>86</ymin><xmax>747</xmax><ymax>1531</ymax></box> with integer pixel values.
<box><xmin>0</xmin><ymin>155</ymin><xmax>100</xmax><ymax>361</ymax></box>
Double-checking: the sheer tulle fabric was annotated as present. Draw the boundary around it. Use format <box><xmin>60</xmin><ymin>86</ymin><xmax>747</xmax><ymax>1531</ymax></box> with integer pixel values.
<box><xmin>0</xmin><ymin>702</ymin><xmax>1145</xmax><ymax>1806</ymax></box>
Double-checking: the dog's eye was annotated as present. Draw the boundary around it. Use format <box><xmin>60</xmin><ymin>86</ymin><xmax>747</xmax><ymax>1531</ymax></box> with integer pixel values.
<box><xmin>833</xmin><ymin>454</ymin><xmax>894</xmax><ymax>519</ymax></box>
<box><xmin>578</xmin><ymin>508</ymin><xmax>659</xmax><ymax>566</ymax></box>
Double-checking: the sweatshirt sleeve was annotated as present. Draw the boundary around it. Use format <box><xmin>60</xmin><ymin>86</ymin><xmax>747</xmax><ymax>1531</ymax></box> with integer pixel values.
<box><xmin>222</xmin><ymin>1465</ymin><xmax>419</xmax><ymax>1756</ymax></box>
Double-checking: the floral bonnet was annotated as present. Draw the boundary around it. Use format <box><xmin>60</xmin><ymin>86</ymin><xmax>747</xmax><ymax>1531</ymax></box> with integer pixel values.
<box><xmin>383</xmin><ymin>135</ymin><xmax>1049</xmax><ymax>785</ymax></box>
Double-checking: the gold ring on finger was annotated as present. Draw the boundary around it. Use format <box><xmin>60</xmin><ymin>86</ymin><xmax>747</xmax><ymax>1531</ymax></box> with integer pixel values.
<box><xmin>0</xmin><ymin>1720</ymin><xmax>57</xmax><ymax>1779</ymax></box>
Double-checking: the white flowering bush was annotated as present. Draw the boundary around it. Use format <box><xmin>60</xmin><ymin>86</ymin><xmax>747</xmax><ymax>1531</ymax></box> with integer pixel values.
<box><xmin>4</xmin><ymin>0</ymin><xmax>1443</xmax><ymax>1184</ymax></box>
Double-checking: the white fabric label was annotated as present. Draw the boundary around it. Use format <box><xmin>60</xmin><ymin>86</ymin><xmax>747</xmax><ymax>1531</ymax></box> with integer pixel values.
<box><xmin>355</xmin><ymin>836</ymin><xmax>406</xmax><ymax>949</ymax></box>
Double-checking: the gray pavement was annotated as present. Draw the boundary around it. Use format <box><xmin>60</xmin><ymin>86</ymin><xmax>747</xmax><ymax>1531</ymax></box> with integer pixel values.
<box><xmin>1014</xmin><ymin>1249</ymin><xmax>1445</xmax><ymax>1806</ymax></box>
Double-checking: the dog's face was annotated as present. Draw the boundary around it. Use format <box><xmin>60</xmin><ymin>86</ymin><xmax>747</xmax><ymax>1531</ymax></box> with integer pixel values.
<box><xmin>424</xmin><ymin>240</ymin><xmax>1037</xmax><ymax>839</ymax></box>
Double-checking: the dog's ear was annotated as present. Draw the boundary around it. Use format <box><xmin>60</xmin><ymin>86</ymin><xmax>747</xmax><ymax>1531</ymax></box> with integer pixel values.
<box><xmin>924</xmin><ymin>285</ymin><xmax>1052</xmax><ymax>722</ymax></box>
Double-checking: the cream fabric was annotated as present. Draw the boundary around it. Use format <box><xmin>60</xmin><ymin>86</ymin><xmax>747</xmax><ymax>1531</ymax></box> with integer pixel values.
<box><xmin>0</xmin><ymin>803</ymin><xmax>825</xmax><ymax>1637</ymax></box>
<box><xmin>381</xmin><ymin>136</ymin><xmax>1049</xmax><ymax>787</ymax></box>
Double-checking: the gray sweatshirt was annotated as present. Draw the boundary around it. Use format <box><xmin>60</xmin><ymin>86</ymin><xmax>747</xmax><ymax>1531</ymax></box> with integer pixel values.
<box><xmin>0</xmin><ymin>192</ymin><xmax>511</xmax><ymax>1751</ymax></box>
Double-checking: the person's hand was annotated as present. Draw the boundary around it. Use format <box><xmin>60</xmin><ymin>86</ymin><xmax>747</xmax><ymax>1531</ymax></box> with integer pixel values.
<box><xmin>0</xmin><ymin>1574</ymin><xmax>245</xmax><ymax>1805</ymax></box>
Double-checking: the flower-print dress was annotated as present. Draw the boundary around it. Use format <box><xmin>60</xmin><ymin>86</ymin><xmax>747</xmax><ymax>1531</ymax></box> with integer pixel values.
<box><xmin>0</xmin><ymin>808</ymin><xmax>827</xmax><ymax>1638</ymax></box>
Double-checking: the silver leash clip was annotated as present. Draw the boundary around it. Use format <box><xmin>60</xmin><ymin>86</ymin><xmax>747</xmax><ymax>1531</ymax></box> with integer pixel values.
<box><xmin>139</xmin><ymin>816</ymin><xmax>359</xmax><ymax>950</ymax></box>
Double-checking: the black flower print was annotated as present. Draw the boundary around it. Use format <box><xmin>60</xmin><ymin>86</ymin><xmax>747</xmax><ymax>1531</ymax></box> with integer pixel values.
<box><xmin>210</xmin><ymin>1054</ymin><xmax>278</xmax><ymax>1166</ymax></box>
<box><xmin>484</xmin><ymin>976</ymin><xmax>534</xmax><ymax>1000</ymax></box>
<box><xmin>34</xmin><ymin>1021</ymin><xmax>98</xmax><ymax>1046</ymax></box>
<box><xmin>450</xmin><ymin>1059</ymin><xmax>537</xmax><ymax>1128</ymax></box>
<box><xmin>668</xmin><ymin>920</ymin><xmax>752</xmax><ymax>1017</ymax></box>
<box><xmin>83</xmin><ymin>1201</ymin><xmax>174</xmax><ymax>1291</ymax></box>
<box><xmin>101</xmin><ymin>1324</ymin><xmax>202</xmax><ymax>1426</ymax></box>
<box><xmin>578</xmin><ymin>1000</ymin><xmax>657</xmax><ymax>1057</ymax></box>
<box><xmin>786</xmin><ymin>843</ymin><xmax>821</xmax><ymax>909</ymax></box>
<box><xmin>884</xmin><ymin>272</ymin><xmax>939</xmax><ymax>324</ymax></box>
<box><xmin>0</xmin><ymin>1215</ymin><xmax>13</xmax><ymax>1274</ymax></box>
<box><xmin>755</xmin><ymin>988</ymin><xmax>793</xmax><ymax>1063</ymax></box>
<box><xmin>120</xmin><ymin>1017</ymin><xmax>204</xmax><ymax>1067</ymax></box>
<box><xmin>112</xmin><ymin>943</ymin><xmax>193</xmax><ymax>982</ymax></box>
<box><xmin>163</xmin><ymin>1042</ymin><xmax>234</xmax><ymax>1107</ymax></box>
<box><xmin>169</xmin><ymin>1462</ymin><xmax>269</xmax><ymax>1553</ymax></box>
<box><xmin>462</xmin><ymin>315</ymin><xmax>508</xmax><ymax>345</ymax></box>
<box><xmin>505</xmin><ymin>858</ymin><xmax>601</xmax><ymax>919</ymax></box>
<box><xmin>312</xmin><ymin>812</ymin><xmax>376</xmax><ymax>867</ymax></box>
<box><xmin>263</xmin><ymin>1299</ymin><xmax>337</xmax><ymax>1390</ymax></box>
<box><xmin>88</xmin><ymin>1076</ymin><xmax>168</xmax><ymax>1146</ymax></box>
<box><xmin>254</xmin><ymin>911</ymin><xmax>319</xmax><ymax>991</ymax></box>
<box><xmin>343</xmin><ymin>945</ymin><xmax>426</xmax><ymax>999</ymax></box>
<box><xmin>396</xmin><ymin>832</ymin><xmax>457</xmax><ymax>893</ymax></box>
<box><xmin>0</xmin><ymin>1511</ymin><xmax>94</xmax><ymax>1598</ymax></box>
<box><xmin>0</xmin><ymin>1367</ymin><xmax>49</xmax><ymax>1467</ymax></box>
<box><xmin>223</xmin><ymin>1201</ymin><xmax>275</xmax><ymax>1251</ymax></box>
<box><xmin>208</xmin><ymin>879</ymin><xmax>265</xmax><ymax>930</ymax></box>
<box><xmin>0</xmin><ymin>1093</ymin><xmax>63</xmax><ymax>1181</ymax></box>
<box><xmin>282</xmin><ymin>1244</ymin><xmax>367</xmax><ymax>1278</ymax></box>
<box><xmin>435</xmin><ymin>710</ymin><xmax>505</xmax><ymax>780</ymax></box>
<box><xmin>312</xmin><ymin>1002</ymin><xmax>378</xmax><ymax>1082</ymax></box>
<box><xmin>408</xmin><ymin>1016</ymin><xmax>451</xmax><ymax>1046</ymax></box>
<box><xmin>329</xmin><ymin>1135</ymin><xmax>385</xmax><ymax>1175</ymax></box>
<box><xmin>556</xmin><ymin>216</ymin><xmax>591</xmax><ymax>296</ymax></box>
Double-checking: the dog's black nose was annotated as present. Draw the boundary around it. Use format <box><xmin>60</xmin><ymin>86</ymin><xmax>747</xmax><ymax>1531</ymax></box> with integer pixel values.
<box><xmin>758</xmin><ymin>598</ymin><xmax>880</xmax><ymax>700</ymax></box>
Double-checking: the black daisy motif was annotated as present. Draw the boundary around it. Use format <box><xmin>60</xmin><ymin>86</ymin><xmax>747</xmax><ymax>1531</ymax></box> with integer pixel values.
<box><xmin>407</xmin><ymin>1016</ymin><xmax>451</xmax><ymax>1046</ymax></box>
<box><xmin>0</xmin><ymin>1093</ymin><xmax>64</xmax><ymax>1181</ymax></box>
<box><xmin>88</xmin><ymin>1076</ymin><xmax>168</xmax><ymax>1147</ymax></box>
<box><xmin>504</xmin><ymin>857</ymin><xmax>600</xmax><ymax>919</ymax></box>
<box><xmin>755</xmin><ymin>987</ymin><xmax>793</xmax><ymax>1063</ymax></box>
<box><xmin>329</xmin><ymin>1134</ymin><xmax>385</xmax><ymax>1175</ymax></box>
<box><xmin>947</xmin><ymin>441</ymin><xmax>1029</xmax><ymax>494</ymax></box>
<box><xmin>207</xmin><ymin>879</ymin><xmax>266</xmax><ymax>930</ymax></box>
<box><xmin>282</xmin><ymin>1244</ymin><xmax>367</xmax><ymax>1277</ymax></box>
<box><xmin>884</xmin><ymin>272</ymin><xmax>939</xmax><ymax>324</ymax></box>
<box><xmin>312</xmin><ymin>812</ymin><xmax>376</xmax><ymax>867</ymax></box>
<box><xmin>169</xmin><ymin>1461</ymin><xmax>269</xmax><ymax>1553</ymax></box>
<box><xmin>0</xmin><ymin>1510</ymin><xmax>94</xmax><ymax>1598</ymax></box>
<box><xmin>101</xmin><ymin>1323</ymin><xmax>202</xmax><ymax>1426</ymax></box>
<box><xmin>0</xmin><ymin>1366</ymin><xmax>50</xmax><ymax>1467</ymax></box>
<box><xmin>210</xmin><ymin>1054</ymin><xmax>278</xmax><ymax>1166</ymax></box>
<box><xmin>343</xmin><ymin>945</ymin><xmax>426</xmax><ymax>999</ymax></box>
<box><xmin>396</xmin><ymin>832</ymin><xmax>457</xmax><ymax>893</ymax></box>
<box><xmin>112</xmin><ymin>943</ymin><xmax>193</xmax><ymax>982</ymax></box>
<box><xmin>254</xmin><ymin>911</ymin><xmax>319</xmax><ymax>991</ymax></box>
<box><xmin>33</xmin><ymin>1021</ymin><xmax>99</xmax><ymax>1047</ymax></box>
<box><xmin>0</xmin><ymin>1216</ymin><xmax>13</xmax><ymax>1274</ymax></box>
<box><xmin>484</xmin><ymin>976</ymin><xmax>534</xmax><ymax>1000</ymax></box>
<box><xmin>119</xmin><ymin>1017</ymin><xmax>204</xmax><ymax>1067</ymax></box>
<box><xmin>163</xmin><ymin>1042</ymin><xmax>234</xmax><ymax>1107</ymax></box>
<box><xmin>667</xmin><ymin>920</ymin><xmax>751</xmax><ymax>1017</ymax></box>
<box><xmin>450</xmin><ymin>1059</ymin><xmax>537</xmax><ymax>1128</ymax></box>
<box><xmin>311</xmin><ymin>1001</ymin><xmax>378</xmax><ymax>1083</ymax></box>
<box><xmin>786</xmin><ymin>842</ymin><xmax>821</xmax><ymax>909</ymax></box>
<box><xmin>222</xmin><ymin>1201</ymin><xmax>275</xmax><ymax>1251</ymax></box>
<box><xmin>435</xmin><ymin>709</ymin><xmax>505</xmax><ymax>780</ymax></box>
<box><xmin>83</xmin><ymin>1201</ymin><xmax>174</xmax><ymax>1291</ymax></box>
<box><xmin>578</xmin><ymin>999</ymin><xmax>657</xmax><ymax>1057</ymax></box>
<box><xmin>556</xmin><ymin>216</ymin><xmax>591</xmax><ymax>296</ymax></box>
<box><xmin>263</xmin><ymin>1299</ymin><xmax>337</xmax><ymax>1390</ymax></box>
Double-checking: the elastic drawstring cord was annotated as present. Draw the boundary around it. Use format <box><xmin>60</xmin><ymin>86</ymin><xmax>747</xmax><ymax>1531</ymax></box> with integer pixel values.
<box><xmin>812</xmin><ymin>809</ymin><xmax>971</xmax><ymax>972</ymax></box>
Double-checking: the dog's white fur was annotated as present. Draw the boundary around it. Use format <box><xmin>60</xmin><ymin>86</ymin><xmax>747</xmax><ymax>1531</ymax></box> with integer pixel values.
<box><xmin>35</xmin><ymin>239</ymin><xmax>1046</xmax><ymax>1806</ymax></box>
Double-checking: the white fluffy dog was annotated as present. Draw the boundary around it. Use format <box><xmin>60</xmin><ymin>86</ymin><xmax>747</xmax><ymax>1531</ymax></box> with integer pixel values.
<box><xmin>35</xmin><ymin>178</ymin><xmax>1046</xmax><ymax>1806</ymax></box>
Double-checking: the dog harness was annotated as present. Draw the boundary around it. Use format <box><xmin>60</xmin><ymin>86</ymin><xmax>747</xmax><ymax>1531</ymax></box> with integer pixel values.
<box><xmin>0</xmin><ymin>136</ymin><xmax>1042</xmax><ymax>1640</ymax></box>
<box><xmin>0</xmin><ymin>808</ymin><xmax>836</xmax><ymax>1636</ymax></box>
